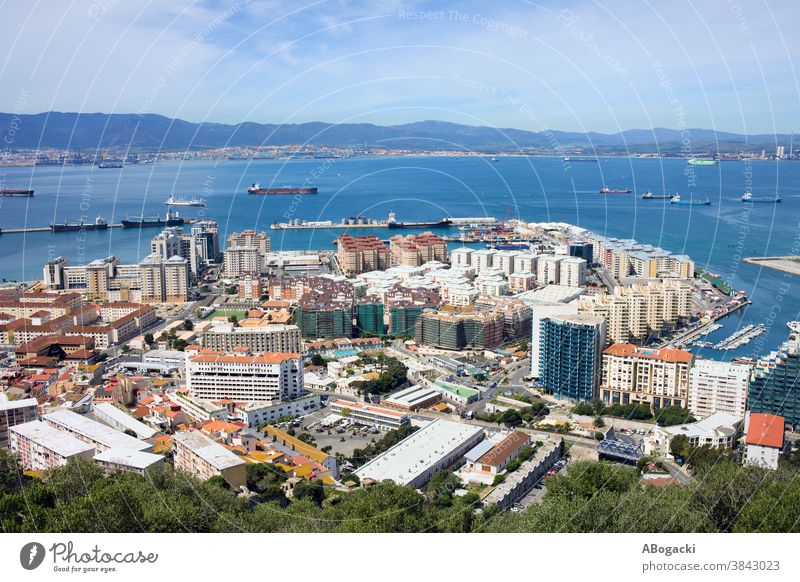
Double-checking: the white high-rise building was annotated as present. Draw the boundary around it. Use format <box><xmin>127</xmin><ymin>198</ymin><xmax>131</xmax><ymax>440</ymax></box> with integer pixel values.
<box><xmin>450</xmin><ymin>247</ymin><xmax>473</xmax><ymax>267</ymax></box>
<box><xmin>224</xmin><ymin>246</ymin><xmax>261</xmax><ymax>278</ymax></box>
<box><xmin>559</xmin><ymin>257</ymin><xmax>587</xmax><ymax>287</ymax></box>
<box><xmin>471</xmin><ymin>249</ymin><xmax>495</xmax><ymax>273</ymax></box>
<box><xmin>186</xmin><ymin>352</ymin><xmax>304</xmax><ymax>402</ymax></box>
<box><xmin>536</xmin><ymin>255</ymin><xmax>563</xmax><ymax>285</ymax></box>
<box><xmin>688</xmin><ymin>359</ymin><xmax>751</xmax><ymax>419</ymax></box>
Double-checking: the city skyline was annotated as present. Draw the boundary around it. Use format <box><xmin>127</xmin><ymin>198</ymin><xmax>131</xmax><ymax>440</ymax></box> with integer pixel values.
<box><xmin>0</xmin><ymin>1</ymin><xmax>797</xmax><ymax>134</ymax></box>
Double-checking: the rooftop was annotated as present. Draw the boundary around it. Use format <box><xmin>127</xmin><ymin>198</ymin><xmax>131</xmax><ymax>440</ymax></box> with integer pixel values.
<box><xmin>43</xmin><ymin>409</ymin><xmax>150</xmax><ymax>451</ymax></box>
<box><xmin>173</xmin><ymin>430</ymin><xmax>246</xmax><ymax>470</ymax></box>
<box><xmin>746</xmin><ymin>413</ymin><xmax>785</xmax><ymax>449</ymax></box>
<box><xmin>354</xmin><ymin>419</ymin><xmax>484</xmax><ymax>486</ymax></box>
<box><xmin>10</xmin><ymin>420</ymin><xmax>95</xmax><ymax>457</ymax></box>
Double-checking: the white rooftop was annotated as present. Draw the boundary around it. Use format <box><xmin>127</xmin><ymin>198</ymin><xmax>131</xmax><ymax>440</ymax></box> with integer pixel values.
<box><xmin>173</xmin><ymin>430</ymin><xmax>246</xmax><ymax>471</ymax></box>
<box><xmin>93</xmin><ymin>402</ymin><xmax>158</xmax><ymax>439</ymax></box>
<box><xmin>517</xmin><ymin>285</ymin><xmax>586</xmax><ymax>303</ymax></box>
<box><xmin>11</xmin><ymin>420</ymin><xmax>94</xmax><ymax>457</ymax></box>
<box><xmin>354</xmin><ymin>419</ymin><xmax>484</xmax><ymax>486</ymax></box>
<box><xmin>664</xmin><ymin>411</ymin><xmax>743</xmax><ymax>440</ymax></box>
<box><xmin>43</xmin><ymin>409</ymin><xmax>150</xmax><ymax>451</ymax></box>
<box><xmin>383</xmin><ymin>384</ymin><xmax>441</xmax><ymax>408</ymax></box>
<box><xmin>94</xmin><ymin>448</ymin><xmax>164</xmax><ymax>470</ymax></box>
<box><xmin>0</xmin><ymin>396</ymin><xmax>38</xmax><ymax>411</ymax></box>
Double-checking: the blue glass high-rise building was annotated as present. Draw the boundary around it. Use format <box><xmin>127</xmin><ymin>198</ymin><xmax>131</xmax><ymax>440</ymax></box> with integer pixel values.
<box><xmin>539</xmin><ymin>314</ymin><xmax>606</xmax><ymax>402</ymax></box>
<box><xmin>748</xmin><ymin>339</ymin><xmax>800</xmax><ymax>427</ymax></box>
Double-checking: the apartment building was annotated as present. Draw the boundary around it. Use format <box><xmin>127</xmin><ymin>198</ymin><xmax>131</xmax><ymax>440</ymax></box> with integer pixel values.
<box><xmin>539</xmin><ymin>314</ymin><xmax>606</xmax><ymax>401</ymax></box>
<box><xmin>202</xmin><ymin>323</ymin><xmax>302</xmax><ymax>353</ymax></box>
<box><xmin>0</xmin><ymin>396</ymin><xmax>39</xmax><ymax>446</ymax></box>
<box><xmin>9</xmin><ymin>420</ymin><xmax>95</xmax><ymax>470</ymax></box>
<box><xmin>747</xmin><ymin>339</ymin><xmax>800</xmax><ymax>427</ymax></box>
<box><xmin>224</xmin><ymin>246</ymin><xmax>261</xmax><ymax>278</ymax></box>
<box><xmin>687</xmin><ymin>359</ymin><xmax>751</xmax><ymax>419</ymax></box>
<box><xmin>415</xmin><ymin>309</ymin><xmax>505</xmax><ymax>350</ymax></box>
<box><xmin>600</xmin><ymin>343</ymin><xmax>693</xmax><ymax>409</ymax></box>
<box><xmin>336</xmin><ymin>235</ymin><xmax>390</xmax><ymax>275</ymax></box>
<box><xmin>578</xmin><ymin>280</ymin><xmax>692</xmax><ymax>343</ymax></box>
<box><xmin>186</xmin><ymin>351</ymin><xmax>304</xmax><ymax>402</ymax></box>
<box><xmin>558</xmin><ymin>257</ymin><xmax>587</xmax><ymax>287</ymax></box>
<box><xmin>172</xmin><ymin>430</ymin><xmax>247</xmax><ymax>488</ymax></box>
<box><xmin>389</xmin><ymin>232</ymin><xmax>448</xmax><ymax>266</ymax></box>
<box><xmin>44</xmin><ymin>255</ymin><xmax>188</xmax><ymax>303</ymax></box>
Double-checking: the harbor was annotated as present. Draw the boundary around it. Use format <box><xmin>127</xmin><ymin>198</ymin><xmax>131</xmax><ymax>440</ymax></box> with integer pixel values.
<box><xmin>711</xmin><ymin>324</ymin><xmax>766</xmax><ymax>350</ymax></box>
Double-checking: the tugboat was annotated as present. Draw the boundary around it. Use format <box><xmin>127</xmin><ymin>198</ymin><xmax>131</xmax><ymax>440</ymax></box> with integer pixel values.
<box><xmin>165</xmin><ymin>196</ymin><xmax>206</xmax><ymax>207</ymax></box>
<box><xmin>641</xmin><ymin>191</ymin><xmax>674</xmax><ymax>199</ymax></box>
<box><xmin>599</xmin><ymin>187</ymin><xmax>632</xmax><ymax>194</ymax></box>
<box><xmin>670</xmin><ymin>195</ymin><xmax>711</xmax><ymax>206</ymax></box>
<box><xmin>741</xmin><ymin>193</ymin><xmax>781</xmax><ymax>203</ymax></box>
<box><xmin>50</xmin><ymin>216</ymin><xmax>108</xmax><ymax>232</ymax></box>
<box><xmin>121</xmin><ymin>210</ymin><xmax>184</xmax><ymax>228</ymax></box>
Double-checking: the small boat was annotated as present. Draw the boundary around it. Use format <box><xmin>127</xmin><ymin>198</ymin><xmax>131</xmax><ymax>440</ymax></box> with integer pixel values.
<box><xmin>687</xmin><ymin>158</ymin><xmax>719</xmax><ymax>166</ymax></box>
<box><xmin>165</xmin><ymin>196</ymin><xmax>206</xmax><ymax>207</ymax></box>
<box><xmin>742</xmin><ymin>193</ymin><xmax>781</xmax><ymax>203</ymax></box>
<box><xmin>491</xmin><ymin>157</ymin><xmax>499</xmax><ymax>162</ymax></box>
<box><xmin>599</xmin><ymin>187</ymin><xmax>632</xmax><ymax>194</ymax></box>
<box><xmin>787</xmin><ymin>321</ymin><xmax>800</xmax><ymax>334</ymax></box>
<box><xmin>641</xmin><ymin>191</ymin><xmax>674</xmax><ymax>199</ymax></box>
<box><xmin>670</xmin><ymin>195</ymin><xmax>711</xmax><ymax>206</ymax></box>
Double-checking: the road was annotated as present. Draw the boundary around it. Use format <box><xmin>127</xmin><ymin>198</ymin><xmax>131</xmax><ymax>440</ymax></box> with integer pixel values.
<box><xmin>662</xmin><ymin>459</ymin><xmax>694</xmax><ymax>485</ymax></box>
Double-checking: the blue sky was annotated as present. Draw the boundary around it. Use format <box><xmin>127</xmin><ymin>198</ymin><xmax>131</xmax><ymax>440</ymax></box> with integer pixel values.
<box><xmin>0</xmin><ymin>0</ymin><xmax>797</xmax><ymax>133</ymax></box>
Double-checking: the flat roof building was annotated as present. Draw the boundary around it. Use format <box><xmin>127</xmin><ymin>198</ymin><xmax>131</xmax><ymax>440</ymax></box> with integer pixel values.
<box><xmin>9</xmin><ymin>420</ymin><xmax>95</xmax><ymax>470</ymax></box>
<box><xmin>93</xmin><ymin>402</ymin><xmax>158</xmax><ymax>440</ymax></box>
<box><xmin>173</xmin><ymin>430</ymin><xmax>247</xmax><ymax>488</ymax></box>
<box><xmin>330</xmin><ymin>399</ymin><xmax>410</xmax><ymax>431</ymax></box>
<box><xmin>0</xmin><ymin>396</ymin><xmax>39</xmax><ymax>446</ymax></box>
<box><xmin>42</xmin><ymin>409</ymin><xmax>152</xmax><ymax>453</ymax></box>
<box><xmin>354</xmin><ymin>419</ymin><xmax>484</xmax><ymax>488</ymax></box>
<box><xmin>382</xmin><ymin>384</ymin><xmax>442</xmax><ymax>411</ymax></box>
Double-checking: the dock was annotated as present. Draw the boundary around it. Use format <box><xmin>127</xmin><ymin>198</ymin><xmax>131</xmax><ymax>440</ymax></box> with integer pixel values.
<box><xmin>743</xmin><ymin>256</ymin><xmax>800</xmax><ymax>277</ymax></box>
<box><xmin>0</xmin><ymin>224</ymin><xmax>124</xmax><ymax>234</ymax></box>
<box><xmin>271</xmin><ymin>216</ymin><xmax>498</xmax><ymax>230</ymax></box>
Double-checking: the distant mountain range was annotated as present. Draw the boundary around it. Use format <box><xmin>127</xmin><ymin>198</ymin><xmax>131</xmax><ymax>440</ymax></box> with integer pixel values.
<box><xmin>0</xmin><ymin>111</ymin><xmax>792</xmax><ymax>153</ymax></box>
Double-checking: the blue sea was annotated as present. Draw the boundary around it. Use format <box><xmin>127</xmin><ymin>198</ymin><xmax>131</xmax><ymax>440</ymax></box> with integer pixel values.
<box><xmin>1</xmin><ymin>155</ymin><xmax>798</xmax><ymax>359</ymax></box>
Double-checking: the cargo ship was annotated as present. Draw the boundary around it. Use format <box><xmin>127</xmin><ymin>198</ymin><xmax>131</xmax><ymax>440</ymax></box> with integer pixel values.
<box><xmin>0</xmin><ymin>189</ymin><xmax>34</xmax><ymax>197</ymax></box>
<box><xmin>247</xmin><ymin>183</ymin><xmax>318</xmax><ymax>195</ymax></box>
<box><xmin>687</xmin><ymin>158</ymin><xmax>719</xmax><ymax>166</ymax></box>
<box><xmin>670</xmin><ymin>195</ymin><xmax>711</xmax><ymax>206</ymax></box>
<box><xmin>50</xmin><ymin>216</ymin><xmax>108</xmax><ymax>232</ymax></box>
<box><xmin>387</xmin><ymin>211</ymin><xmax>452</xmax><ymax>229</ymax></box>
<box><xmin>563</xmin><ymin>157</ymin><xmax>598</xmax><ymax>162</ymax></box>
<box><xmin>121</xmin><ymin>210</ymin><xmax>184</xmax><ymax>228</ymax></box>
<box><xmin>641</xmin><ymin>191</ymin><xmax>674</xmax><ymax>199</ymax></box>
<box><xmin>97</xmin><ymin>162</ymin><xmax>124</xmax><ymax>169</ymax></box>
<box><xmin>165</xmin><ymin>196</ymin><xmax>205</xmax><ymax>207</ymax></box>
<box><xmin>741</xmin><ymin>193</ymin><xmax>781</xmax><ymax>203</ymax></box>
<box><xmin>599</xmin><ymin>187</ymin><xmax>632</xmax><ymax>194</ymax></box>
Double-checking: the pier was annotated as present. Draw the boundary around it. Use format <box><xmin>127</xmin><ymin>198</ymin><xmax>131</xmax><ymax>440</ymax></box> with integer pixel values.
<box><xmin>742</xmin><ymin>256</ymin><xmax>800</xmax><ymax>277</ymax></box>
<box><xmin>271</xmin><ymin>216</ymin><xmax>498</xmax><ymax>230</ymax></box>
<box><xmin>0</xmin><ymin>224</ymin><xmax>124</xmax><ymax>234</ymax></box>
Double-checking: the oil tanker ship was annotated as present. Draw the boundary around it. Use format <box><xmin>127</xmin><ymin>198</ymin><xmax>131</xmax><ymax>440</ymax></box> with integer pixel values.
<box><xmin>50</xmin><ymin>216</ymin><xmax>108</xmax><ymax>232</ymax></box>
<box><xmin>741</xmin><ymin>193</ymin><xmax>781</xmax><ymax>203</ymax></box>
<box><xmin>247</xmin><ymin>183</ymin><xmax>318</xmax><ymax>195</ymax></box>
<box><xmin>0</xmin><ymin>189</ymin><xmax>34</xmax><ymax>197</ymax></box>
<box><xmin>386</xmin><ymin>211</ymin><xmax>452</xmax><ymax>229</ymax></box>
<box><xmin>121</xmin><ymin>210</ymin><xmax>184</xmax><ymax>228</ymax></box>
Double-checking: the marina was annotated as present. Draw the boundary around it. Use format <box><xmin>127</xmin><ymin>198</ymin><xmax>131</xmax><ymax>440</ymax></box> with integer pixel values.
<box><xmin>712</xmin><ymin>324</ymin><xmax>766</xmax><ymax>350</ymax></box>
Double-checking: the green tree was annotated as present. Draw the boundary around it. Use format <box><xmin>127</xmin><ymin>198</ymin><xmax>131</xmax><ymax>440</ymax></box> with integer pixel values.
<box><xmin>144</xmin><ymin>333</ymin><xmax>154</xmax><ymax>347</ymax></box>
<box><xmin>182</xmin><ymin>319</ymin><xmax>194</xmax><ymax>331</ymax></box>
<box><xmin>310</xmin><ymin>353</ymin><xmax>325</xmax><ymax>367</ymax></box>
<box><xmin>655</xmin><ymin>406</ymin><xmax>695</xmax><ymax>427</ymax></box>
<box><xmin>293</xmin><ymin>479</ymin><xmax>325</xmax><ymax>506</ymax></box>
<box><xmin>669</xmin><ymin>434</ymin><xmax>692</xmax><ymax>462</ymax></box>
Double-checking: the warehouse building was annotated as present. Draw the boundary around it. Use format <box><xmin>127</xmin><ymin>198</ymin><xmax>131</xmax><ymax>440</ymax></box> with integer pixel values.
<box><xmin>354</xmin><ymin>419</ymin><xmax>484</xmax><ymax>488</ymax></box>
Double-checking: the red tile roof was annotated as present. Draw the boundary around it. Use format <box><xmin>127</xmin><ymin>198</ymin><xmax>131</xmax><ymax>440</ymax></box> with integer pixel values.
<box><xmin>746</xmin><ymin>413</ymin><xmax>785</xmax><ymax>449</ymax></box>
<box><xmin>603</xmin><ymin>342</ymin><xmax>693</xmax><ymax>364</ymax></box>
